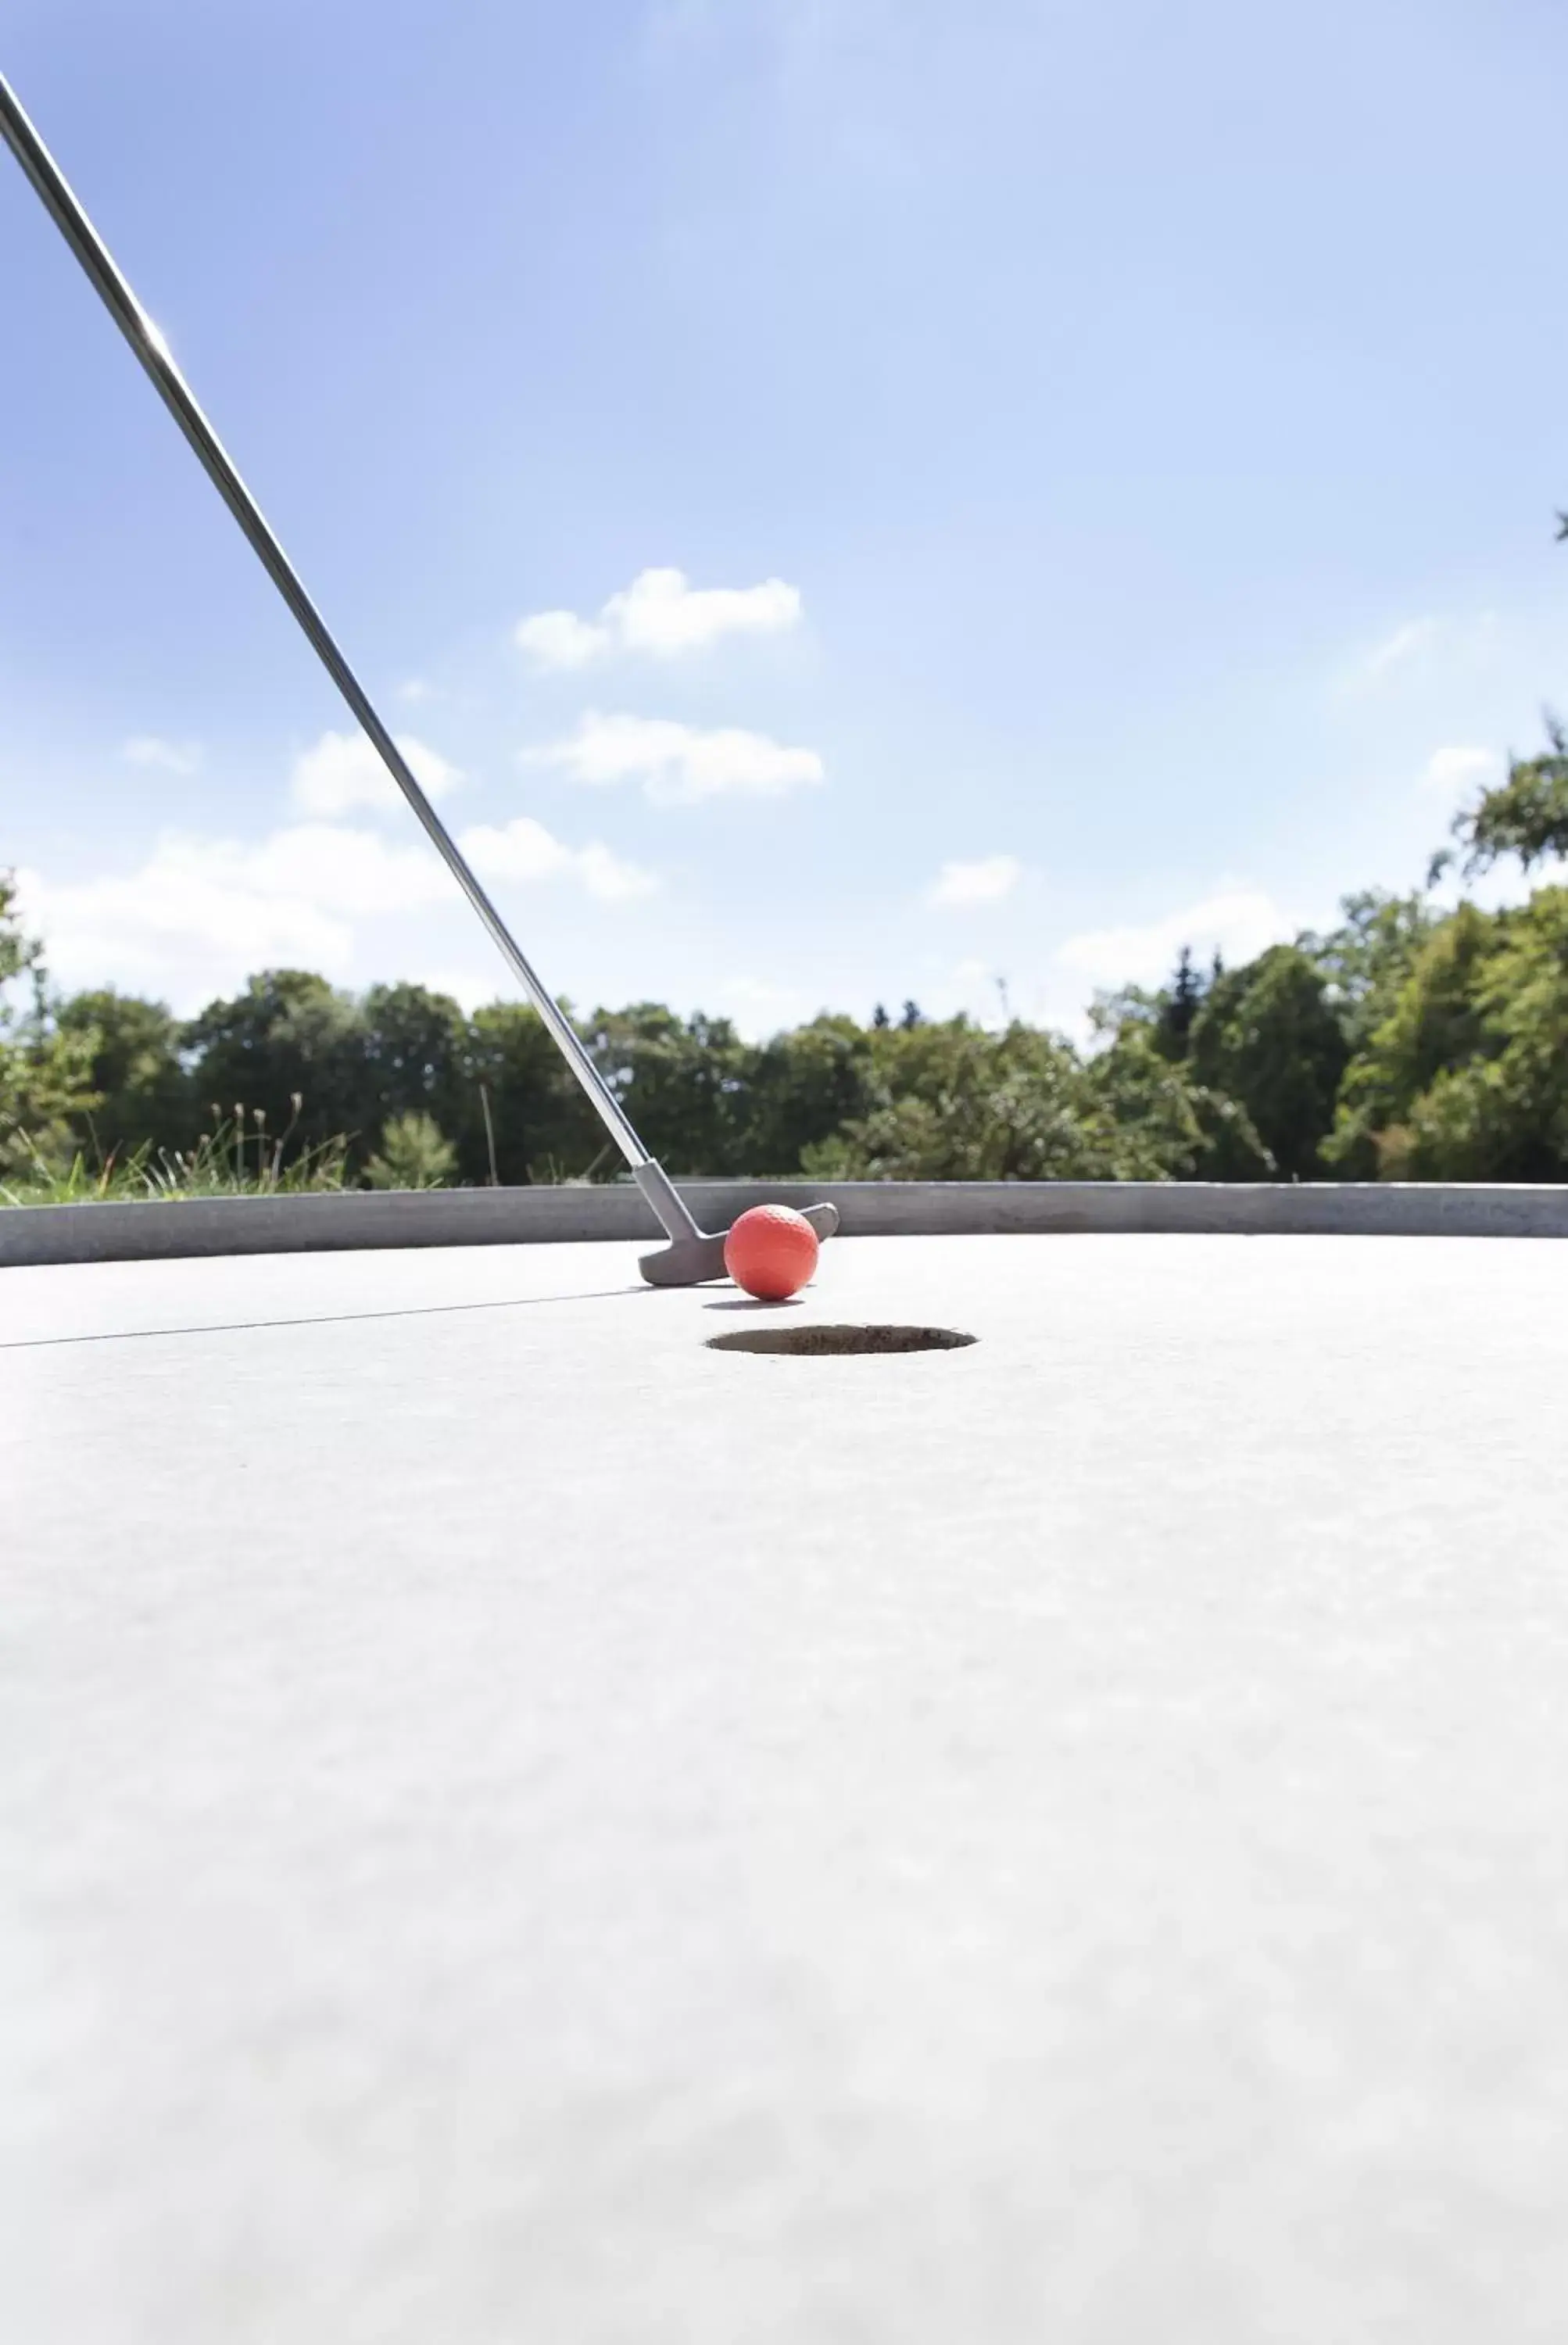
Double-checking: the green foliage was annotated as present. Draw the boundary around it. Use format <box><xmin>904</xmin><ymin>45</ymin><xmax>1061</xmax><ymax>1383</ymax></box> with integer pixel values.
<box><xmin>1</xmin><ymin>1110</ymin><xmax>350</xmax><ymax>1206</ymax></box>
<box><xmin>1090</xmin><ymin>943</ymin><xmax>1217</xmax><ymax>1072</ymax></box>
<box><xmin>0</xmin><ymin>874</ymin><xmax>37</xmax><ymax>994</ymax></box>
<box><xmin>360</xmin><ymin>982</ymin><xmax>470</xmax><ymax>1137</ymax></box>
<box><xmin>1085</xmin><ymin>1023</ymin><xmax>1274</xmax><ymax>1180</ymax></box>
<box><xmin>1328</xmin><ymin>891</ymin><xmax>1568</xmax><ymax>1180</ymax></box>
<box><xmin>799</xmin><ymin>1016</ymin><xmax>1251</xmax><ymax>1183</ymax></box>
<box><xmin>1326</xmin><ymin>904</ymin><xmax>1491</xmax><ymax>1176</ymax></box>
<box><xmin>10</xmin><ymin>612</ymin><xmax>1568</xmax><ymax>1202</ymax></box>
<box><xmin>746</xmin><ymin>1016</ymin><xmax>875</xmax><ymax>1174</ymax></box>
<box><xmin>9</xmin><ymin>895</ymin><xmax>1568</xmax><ymax>1194</ymax></box>
<box><xmin>0</xmin><ymin>872</ymin><xmax>101</xmax><ymax>1173</ymax></box>
<box><xmin>9</xmin><ymin>503</ymin><xmax>1565</xmax><ymax>1199</ymax></box>
<box><xmin>1302</xmin><ymin>890</ymin><xmax>1439</xmax><ymax>1053</ymax></box>
<box><xmin>1438</xmin><ymin>716</ymin><xmax>1568</xmax><ymax>880</ymax></box>
<box><xmin>461</xmin><ymin>1000</ymin><xmax>603</xmax><ymax>1183</ymax></box>
<box><xmin>363</xmin><ymin>1111</ymin><xmax>459</xmax><ymax>1190</ymax></box>
<box><xmin>1186</xmin><ymin>944</ymin><xmax>1348</xmax><ymax>1177</ymax></box>
<box><xmin>181</xmin><ymin>968</ymin><xmax>371</xmax><ymax>1158</ymax></box>
<box><xmin>806</xmin><ymin>1019</ymin><xmax>1108</xmax><ymax>1179</ymax></box>
<box><xmin>1157</xmin><ymin>945</ymin><xmax>1205</xmax><ymax>1061</ymax></box>
<box><xmin>588</xmin><ymin>1004</ymin><xmax>754</xmax><ymax>1176</ymax></box>
<box><xmin>53</xmin><ymin>988</ymin><xmax>193</xmax><ymax>1157</ymax></box>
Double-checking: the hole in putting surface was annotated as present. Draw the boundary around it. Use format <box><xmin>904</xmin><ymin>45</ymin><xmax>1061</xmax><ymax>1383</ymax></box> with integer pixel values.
<box><xmin>707</xmin><ymin>1323</ymin><xmax>976</xmax><ymax>1358</ymax></box>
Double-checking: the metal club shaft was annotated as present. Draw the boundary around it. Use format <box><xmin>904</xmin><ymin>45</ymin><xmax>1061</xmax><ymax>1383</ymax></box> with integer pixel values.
<box><xmin>0</xmin><ymin>70</ymin><xmax>706</xmax><ymax>1241</ymax></box>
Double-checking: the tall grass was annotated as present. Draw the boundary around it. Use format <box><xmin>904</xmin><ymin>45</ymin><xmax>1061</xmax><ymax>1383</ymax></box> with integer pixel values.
<box><xmin>0</xmin><ymin>1104</ymin><xmax>352</xmax><ymax>1207</ymax></box>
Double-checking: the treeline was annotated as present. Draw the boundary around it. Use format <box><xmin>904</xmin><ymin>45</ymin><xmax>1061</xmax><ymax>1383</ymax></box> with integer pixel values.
<box><xmin>3</xmin><ymin>714</ymin><xmax>1567</xmax><ymax>1190</ymax></box>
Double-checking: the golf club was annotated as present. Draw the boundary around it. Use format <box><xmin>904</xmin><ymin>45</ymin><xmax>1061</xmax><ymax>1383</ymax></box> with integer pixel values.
<box><xmin>0</xmin><ymin>70</ymin><xmax>838</xmax><ymax>1288</ymax></box>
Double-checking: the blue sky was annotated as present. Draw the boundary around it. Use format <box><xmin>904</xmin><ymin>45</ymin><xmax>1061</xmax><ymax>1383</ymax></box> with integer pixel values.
<box><xmin>3</xmin><ymin>0</ymin><xmax>1565</xmax><ymax>1038</ymax></box>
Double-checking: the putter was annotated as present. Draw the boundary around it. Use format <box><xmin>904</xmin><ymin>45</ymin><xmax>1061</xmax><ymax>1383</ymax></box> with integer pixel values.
<box><xmin>0</xmin><ymin>73</ymin><xmax>839</xmax><ymax>1288</ymax></box>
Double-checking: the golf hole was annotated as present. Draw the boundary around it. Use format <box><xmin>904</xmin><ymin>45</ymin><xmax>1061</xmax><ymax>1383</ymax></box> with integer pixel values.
<box><xmin>707</xmin><ymin>1323</ymin><xmax>976</xmax><ymax>1358</ymax></box>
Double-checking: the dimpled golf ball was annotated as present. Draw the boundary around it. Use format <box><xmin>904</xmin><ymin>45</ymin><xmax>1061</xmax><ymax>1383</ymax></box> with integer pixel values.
<box><xmin>723</xmin><ymin>1203</ymin><xmax>821</xmax><ymax>1301</ymax></box>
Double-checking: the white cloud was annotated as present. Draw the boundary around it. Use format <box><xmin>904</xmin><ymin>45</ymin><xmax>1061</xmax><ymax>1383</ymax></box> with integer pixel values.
<box><xmin>514</xmin><ymin>609</ymin><xmax>610</xmax><ymax>670</ymax></box>
<box><xmin>950</xmin><ymin>958</ymin><xmax>1011</xmax><ymax>1024</ymax></box>
<box><xmin>574</xmin><ymin>844</ymin><xmax>657</xmax><ymax>902</ymax></box>
<box><xmin>1054</xmin><ymin>886</ymin><xmax>1298</xmax><ymax>992</ymax></box>
<box><xmin>459</xmin><ymin>816</ymin><xmax>657</xmax><ymax>902</ymax></box>
<box><xmin>396</xmin><ymin>677</ymin><xmax>435</xmax><ymax>705</ymax></box>
<box><xmin>609</xmin><ymin>567</ymin><xmax>801</xmax><ymax>656</ymax></box>
<box><xmin>230</xmin><ymin>825</ymin><xmax>453</xmax><ymax>918</ymax></box>
<box><xmin>19</xmin><ymin>808</ymin><xmax>656</xmax><ymax>1009</ymax></box>
<box><xmin>290</xmin><ymin>729</ymin><xmax>463</xmax><ymax>818</ymax></box>
<box><xmin>1357</xmin><ymin>618</ymin><xmax>1437</xmax><ymax>682</ymax></box>
<box><xmin>515</xmin><ymin>566</ymin><xmax>802</xmax><ymax>669</ymax></box>
<box><xmin>16</xmin><ymin>843</ymin><xmax>357</xmax><ymax>1001</ymax></box>
<box><xmin>925</xmin><ymin>854</ymin><xmax>1022</xmax><ymax>908</ymax></box>
<box><xmin>523</xmin><ymin>711</ymin><xmax>825</xmax><ymax>804</ymax></box>
<box><xmin>417</xmin><ymin>966</ymin><xmax>502</xmax><ymax>1015</ymax></box>
<box><xmin>1419</xmin><ymin>743</ymin><xmax>1498</xmax><ymax>799</ymax></box>
<box><xmin>18</xmin><ymin>826</ymin><xmax>454</xmax><ymax>997</ymax></box>
<box><xmin>1341</xmin><ymin>612</ymin><xmax>1502</xmax><ymax>696</ymax></box>
<box><xmin>123</xmin><ymin>735</ymin><xmax>202</xmax><ymax>777</ymax></box>
<box><xmin>716</xmin><ymin>976</ymin><xmax>815</xmax><ymax>1038</ymax></box>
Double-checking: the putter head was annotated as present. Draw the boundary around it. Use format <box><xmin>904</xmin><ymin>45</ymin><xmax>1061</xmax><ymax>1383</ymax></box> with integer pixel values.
<box><xmin>639</xmin><ymin>1199</ymin><xmax>840</xmax><ymax>1288</ymax></box>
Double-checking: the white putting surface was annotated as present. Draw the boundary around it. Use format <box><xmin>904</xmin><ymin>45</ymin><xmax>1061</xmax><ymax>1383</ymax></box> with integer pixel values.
<box><xmin>5</xmin><ymin>1233</ymin><xmax>1568</xmax><ymax>2342</ymax></box>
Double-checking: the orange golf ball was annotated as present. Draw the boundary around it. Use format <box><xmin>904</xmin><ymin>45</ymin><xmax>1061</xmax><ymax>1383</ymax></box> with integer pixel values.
<box><xmin>723</xmin><ymin>1204</ymin><xmax>821</xmax><ymax>1301</ymax></box>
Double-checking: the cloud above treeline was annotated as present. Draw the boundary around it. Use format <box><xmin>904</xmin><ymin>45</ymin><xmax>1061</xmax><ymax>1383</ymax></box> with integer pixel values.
<box><xmin>515</xmin><ymin>566</ymin><xmax>802</xmax><ymax>668</ymax></box>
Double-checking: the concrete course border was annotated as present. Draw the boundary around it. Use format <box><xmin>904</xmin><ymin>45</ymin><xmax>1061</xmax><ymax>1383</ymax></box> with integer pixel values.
<box><xmin>2</xmin><ymin>1180</ymin><xmax>1565</xmax><ymax>1267</ymax></box>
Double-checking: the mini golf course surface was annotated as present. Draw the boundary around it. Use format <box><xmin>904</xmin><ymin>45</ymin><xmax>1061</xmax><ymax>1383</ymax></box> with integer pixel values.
<box><xmin>5</xmin><ymin>1228</ymin><xmax>1568</xmax><ymax>2342</ymax></box>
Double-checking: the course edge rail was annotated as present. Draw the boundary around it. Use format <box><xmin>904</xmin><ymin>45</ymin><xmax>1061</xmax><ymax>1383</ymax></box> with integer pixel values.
<box><xmin>2</xmin><ymin>1180</ymin><xmax>1565</xmax><ymax>1268</ymax></box>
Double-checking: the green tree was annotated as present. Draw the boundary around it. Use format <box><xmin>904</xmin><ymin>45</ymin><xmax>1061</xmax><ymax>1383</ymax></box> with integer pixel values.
<box><xmin>1303</xmin><ymin>890</ymin><xmax>1439</xmax><ymax>1053</ymax></box>
<box><xmin>1155</xmin><ymin>945</ymin><xmax>1205</xmax><ymax>1060</ymax></box>
<box><xmin>745</xmin><ymin>1015</ymin><xmax>874</xmax><ymax>1173</ymax></box>
<box><xmin>1435</xmin><ymin>715</ymin><xmax>1568</xmax><ymax>881</ymax></box>
<box><xmin>1086</xmin><ymin>1019</ymin><xmax>1273</xmax><ymax>1179</ymax></box>
<box><xmin>52</xmin><ymin>988</ymin><xmax>193</xmax><ymax>1159</ymax></box>
<box><xmin>360</xmin><ymin>982</ymin><xmax>469</xmax><ymax>1136</ymax></box>
<box><xmin>460</xmin><ymin>1000</ymin><xmax>603</xmax><ymax>1183</ymax></box>
<box><xmin>181</xmin><ymin>970</ymin><xmax>371</xmax><ymax>1162</ymax></box>
<box><xmin>1326</xmin><ymin>904</ymin><xmax>1491</xmax><ymax>1178</ymax></box>
<box><xmin>807</xmin><ymin>1019</ymin><xmax>1115</xmax><ymax>1180</ymax></box>
<box><xmin>586</xmin><ymin>1004</ymin><xmax>754</xmax><ymax>1176</ymax></box>
<box><xmin>0</xmin><ymin>872</ymin><xmax>99</xmax><ymax>1173</ymax></box>
<box><xmin>363</xmin><ymin>1111</ymin><xmax>459</xmax><ymax>1190</ymax></box>
<box><xmin>1430</xmin><ymin>518</ymin><xmax>1568</xmax><ymax>886</ymax></box>
<box><xmin>1328</xmin><ymin>893</ymin><xmax>1568</xmax><ymax>1180</ymax></box>
<box><xmin>1087</xmin><ymin>945</ymin><xmax>1212</xmax><ymax>1073</ymax></box>
<box><xmin>1186</xmin><ymin>944</ymin><xmax>1348</xmax><ymax>1177</ymax></box>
